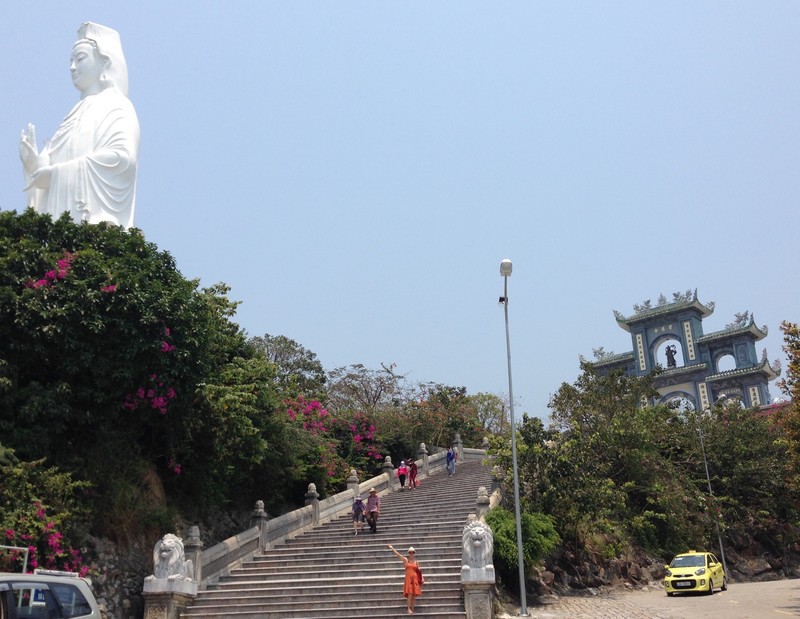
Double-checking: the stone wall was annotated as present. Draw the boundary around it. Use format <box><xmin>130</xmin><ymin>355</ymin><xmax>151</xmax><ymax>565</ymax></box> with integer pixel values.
<box><xmin>84</xmin><ymin>536</ymin><xmax>149</xmax><ymax>619</ymax></box>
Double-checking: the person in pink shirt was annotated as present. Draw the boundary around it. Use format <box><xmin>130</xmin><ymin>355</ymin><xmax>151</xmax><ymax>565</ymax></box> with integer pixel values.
<box><xmin>366</xmin><ymin>487</ymin><xmax>381</xmax><ymax>533</ymax></box>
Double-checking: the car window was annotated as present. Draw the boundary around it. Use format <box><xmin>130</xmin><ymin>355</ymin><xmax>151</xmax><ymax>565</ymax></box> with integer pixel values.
<box><xmin>50</xmin><ymin>583</ymin><xmax>93</xmax><ymax>618</ymax></box>
<box><xmin>10</xmin><ymin>582</ymin><xmax>58</xmax><ymax>619</ymax></box>
<box><xmin>8</xmin><ymin>580</ymin><xmax>93</xmax><ymax>619</ymax></box>
<box><xmin>671</xmin><ymin>555</ymin><xmax>704</xmax><ymax>568</ymax></box>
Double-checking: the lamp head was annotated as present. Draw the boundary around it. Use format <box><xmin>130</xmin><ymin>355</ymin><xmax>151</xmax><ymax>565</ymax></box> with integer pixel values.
<box><xmin>500</xmin><ymin>259</ymin><xmax>512</xmax><ymax>277</ymax></box>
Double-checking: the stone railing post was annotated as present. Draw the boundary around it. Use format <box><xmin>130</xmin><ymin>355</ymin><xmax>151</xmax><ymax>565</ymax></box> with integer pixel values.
<box><xmin>481</xmin><ymin>436</ymin><xmax>490</xmax><ymax>450</ymax></box>
<box><xmin>184</xmin><ymin>525</ymin><xmax>203</xmax><ymax>585</ymax></box>
<box><xmin>305</xmin><ymin>483</ymin><xmax>320</xmax><ymax>525</ymax></box>
<box><xmin>381</xmin><ymin>456</ymin><xmax>395</xmax><ymax>490</ymax></box>
<box><xmin>461</xmin><ymin>516</ymin><xmax>496</xmax><ymax>619</ymax></box>
<box><xmin>347</xmin><ymin>469</ymin><xmax>360</xmax><ymax>496</ymax></box>
<box><xmin>417</xmin><ymin>443</ymin><xmax>429</xmax><ymax>476</ymax></box>
<box><xmin>454</xmin><ymin>433</ymin><xmax>464</xmax><ymax>463</ymax></box>
<box><xmin>475</xmin><ymin>487</ymin><xmax>490</xmax><ymax>521</ymax></box>
<box><xmin>251</xmin><ymin>500</ymin><xmax>269</xmax><ymax>552</ymax></box>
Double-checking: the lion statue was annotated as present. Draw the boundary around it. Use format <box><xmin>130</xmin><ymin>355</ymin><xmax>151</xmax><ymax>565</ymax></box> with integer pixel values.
<box><xmin>146</xmin><ymin>533</ymin><xmax>194</xmax><ymax>581</ymax></box>
<box><xmin>462</xmin><ymin>520</ymin><xmax>493</xmax><ymax>569</ymax></box>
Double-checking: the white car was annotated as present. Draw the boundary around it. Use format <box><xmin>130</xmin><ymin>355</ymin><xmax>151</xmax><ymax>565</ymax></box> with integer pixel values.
<box><xmin>0</xmin><ymin>571</ymin><xmax>102</xmax><ymax>619</ymax></box>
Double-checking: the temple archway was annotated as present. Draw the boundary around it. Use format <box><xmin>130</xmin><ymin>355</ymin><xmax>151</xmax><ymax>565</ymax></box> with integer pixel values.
<box><xmin>594</xmin><ymin>291</ymin><xmax>779</xmax><ymax>409</ymax></box>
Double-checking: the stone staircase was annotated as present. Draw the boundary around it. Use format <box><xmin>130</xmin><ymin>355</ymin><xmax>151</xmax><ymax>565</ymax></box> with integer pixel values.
<box><xmin>181</xmin><ymin>460</ymin><xmax>494</xmax><ymax>618</ymax></box>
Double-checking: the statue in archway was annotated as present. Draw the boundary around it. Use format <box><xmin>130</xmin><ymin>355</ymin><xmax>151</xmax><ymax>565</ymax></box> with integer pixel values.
<box><xmin>665</xmin><ymin>344</ymin><xmax>677</xmax><ymax>368</ymax></box>
<box><xmin>19</xmin><ymin>22</ymin><xmax>140</xmax><ymax>229</ymax></box>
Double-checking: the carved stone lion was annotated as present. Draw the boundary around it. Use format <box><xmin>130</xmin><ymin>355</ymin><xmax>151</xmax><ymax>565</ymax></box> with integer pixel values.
<box><xmin>462</xmin><ymin>520</ymin><xmax>493</xmax><ymax>569</ymax></box>
<box><xmin>146</xmin><ymin>533</ymin><xmax>194</xmax><ymax>581</ymax></box>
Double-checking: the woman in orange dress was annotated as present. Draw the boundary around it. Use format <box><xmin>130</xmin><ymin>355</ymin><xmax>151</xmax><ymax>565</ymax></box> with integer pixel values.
<box><xmin>388</xmin><ymin>544</ymin><xmax>423</xmax><ymax>614</ymax></box>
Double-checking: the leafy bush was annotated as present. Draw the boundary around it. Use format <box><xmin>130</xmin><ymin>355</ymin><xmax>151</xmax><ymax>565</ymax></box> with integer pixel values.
<box><xmin>485</xmin><ymin>507</ymin><xmax>559</xmax><ymax>591</ymax></box>
<box><xmin>0</xmin><ymin>445</ymin><xmax>91</xmax><ymax>574</ymax></box>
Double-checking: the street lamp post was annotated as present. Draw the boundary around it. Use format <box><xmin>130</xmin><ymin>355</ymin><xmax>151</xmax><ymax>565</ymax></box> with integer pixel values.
<box><xmin>698</xmin><ymin>405</ymin><xmax>728</xmax><ymax>578</ymax></box>
<box><xmin>499</xmin><ymin>258</ymin><xmax>528</xmax><ymax>616</ymax></box>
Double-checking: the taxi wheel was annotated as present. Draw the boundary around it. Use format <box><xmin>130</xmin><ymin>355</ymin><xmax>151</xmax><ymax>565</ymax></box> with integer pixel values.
<box><xmin>667</xmin><ymin>592</ymin><xmax>674</xmax><ymax>597</ymax></box>
<box><xmin>721</xmin><ymin>577</ymin><xmax>727</xmax><ymax>591</ymax></box>
<box><xmin>706</xmin><ymin>578</ymin><xmax>714</xmax><ymax>595</ymax></box>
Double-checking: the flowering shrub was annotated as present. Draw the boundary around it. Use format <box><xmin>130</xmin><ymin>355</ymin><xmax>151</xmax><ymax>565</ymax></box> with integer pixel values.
<box><xmin>284</xmin><ymin>396</ymin><xmax>383</xmax><ymax>488</ymax></box>
<box><xmin>123</xmin><ymin>373</ymin><xmax>177</xmax><ymax>415</ymax></box>
<box><xmin>1</xmin><ymin>503</ymin><xmax>88</xmax><ymax>576</ymax></box>
<box><xmin>25</xmin><ymin>251</ymin><xmax>75</xmax><ymax>289</ymax></box>
<box><xmin>0</xmin><ymin>450</ymin><xmax>91</xmax><ymax>575</ymax></box>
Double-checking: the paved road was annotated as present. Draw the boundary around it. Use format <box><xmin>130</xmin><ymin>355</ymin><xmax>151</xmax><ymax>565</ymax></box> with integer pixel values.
<box><xmin>508</xmin><ymin>580</ymin><xmax>800</xmax><ymax>619</ymax></box>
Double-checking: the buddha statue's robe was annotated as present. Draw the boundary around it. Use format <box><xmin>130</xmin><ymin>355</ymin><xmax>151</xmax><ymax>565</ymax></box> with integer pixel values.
<box><xmin>25</xmin><ymin>87</ymin><xmax>140</xmax><ymax>229</ymax></box>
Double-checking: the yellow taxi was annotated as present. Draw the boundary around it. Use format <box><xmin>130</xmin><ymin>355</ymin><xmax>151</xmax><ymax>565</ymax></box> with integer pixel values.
<box><xmin>664</xmin><ymin>550</ymin><xmax>726</xmax><ymax>596</ymax></box>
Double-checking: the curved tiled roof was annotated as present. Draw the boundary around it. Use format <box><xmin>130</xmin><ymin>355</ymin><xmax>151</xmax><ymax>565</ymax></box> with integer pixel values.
<box><xmin>591</xmin><ymin>351</ymin><xmax>634</xmax><ymax>368</ymax></box>
<box><xmin>705</xmin><ymin>359</ymin><xmax>779</xmax><ymax>382</ymax></box>
<box><xmin>697</xmin><ymin>320</ymin><xmax>768</xmax><ymax>344</ymax></box>
<box><xmin>613</xmin><ymin>295</ymin><xmax>715</xmax><ymax>332</ymax></box>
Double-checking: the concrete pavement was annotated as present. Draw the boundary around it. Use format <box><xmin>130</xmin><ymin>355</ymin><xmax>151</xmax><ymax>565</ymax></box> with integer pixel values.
<box><xmin>499</xmin><ymin>579</ymin><xmax>800</xmax><ymax>619</ymax></box>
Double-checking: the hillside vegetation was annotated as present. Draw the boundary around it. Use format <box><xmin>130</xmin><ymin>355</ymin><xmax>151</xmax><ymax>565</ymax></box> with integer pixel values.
<box><xmin>0</xmin><ymin>210</ymin><xmax>490</xmax><ymax>573</ymax></box>
<box><xmin>1</xmin><ymin>210</ymin><xmax>798</xmax><ymax>596</ymax></box>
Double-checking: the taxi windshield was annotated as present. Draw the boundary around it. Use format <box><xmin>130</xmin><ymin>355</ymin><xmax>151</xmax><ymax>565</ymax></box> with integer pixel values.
<box><xmin>671</xmin><ymin>555</ymin><xmax>705</xmax><ymax>568</ymax></box>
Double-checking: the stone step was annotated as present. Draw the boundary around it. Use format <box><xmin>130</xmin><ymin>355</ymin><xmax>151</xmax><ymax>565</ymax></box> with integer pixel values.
<box><xmin>290</xmin><ymin>521</ymin><xmax>468</xmax><ymax>538</ymax></box>
<box><xmin>190</xmin><ymin>588</ymin><xmax>463</xmax><ymax>609</ymax></box>
<box><xmin>246</xmin><ymin>546</ymin><xmax>461</xmax><ymax>564</ymax></box>
<box><xmin>228</xmin><ymin>560</ymin><xmax>459</xmax><ymax>577</ymax></box>
<box><xmin>183</xmin><ymin>602</ymin><xmax>466</xmax><ymax>619</ymax></box>
<box><xmin>185</xmin><ymin>602</ymin><xmax>466</xmax><ymax>617</ymax></box>
<box><xmin>201</xmin><ymin>579</ymin><xmax>461</xmax><ymax>598</ymax></box>
<box><xmin>282</xmin><ymin>532</ymin><xmax>463</xmax><ymax>548</ymax></box>
<box><xmin>217</xmin><ymin>567</ymin><xmax>458</xmax><ymax>584</ymax></box>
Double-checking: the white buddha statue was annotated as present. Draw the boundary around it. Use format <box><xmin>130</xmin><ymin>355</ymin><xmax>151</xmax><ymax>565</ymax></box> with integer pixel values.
<box><xmin>20</xmin><ymin>22</ymin><xmax>140</xmax><ymax>230</ymax></box>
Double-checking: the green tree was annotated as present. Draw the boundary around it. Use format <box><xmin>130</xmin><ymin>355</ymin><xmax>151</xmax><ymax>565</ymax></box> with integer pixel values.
<box><xmin>778</xmin><ymin>321</ymin><xmax>800</xmax><ymax>497</ymax></box>
<box><xmin>325</xmin><ymin>363</ymin><xmax>410</xmax><ymax>416</ymax></box>
<box><xmin>249</xmin><ymin>334</ymin><xmax>327</xmax><ymax>400</ymax></box>
<box><xmin>491</xmin><ymin>362</ymin><xmax>714</xmax><ymax>558</ymax></box>
<box><xmin>469</xmin><ymin>392</ymin><xmax>509</xmax><ymax>435</ymax></box>
<box><xmin>0</xmin><ymin>211</ymin><xmax>276</xmax><ymax>535</ymax></box>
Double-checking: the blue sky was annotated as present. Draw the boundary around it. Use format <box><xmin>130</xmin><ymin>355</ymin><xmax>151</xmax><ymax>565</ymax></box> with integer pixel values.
<box><xmin>2</xmin><ymin>3</ymin><xmax>798</xmax><ymax>421</ymax></box>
